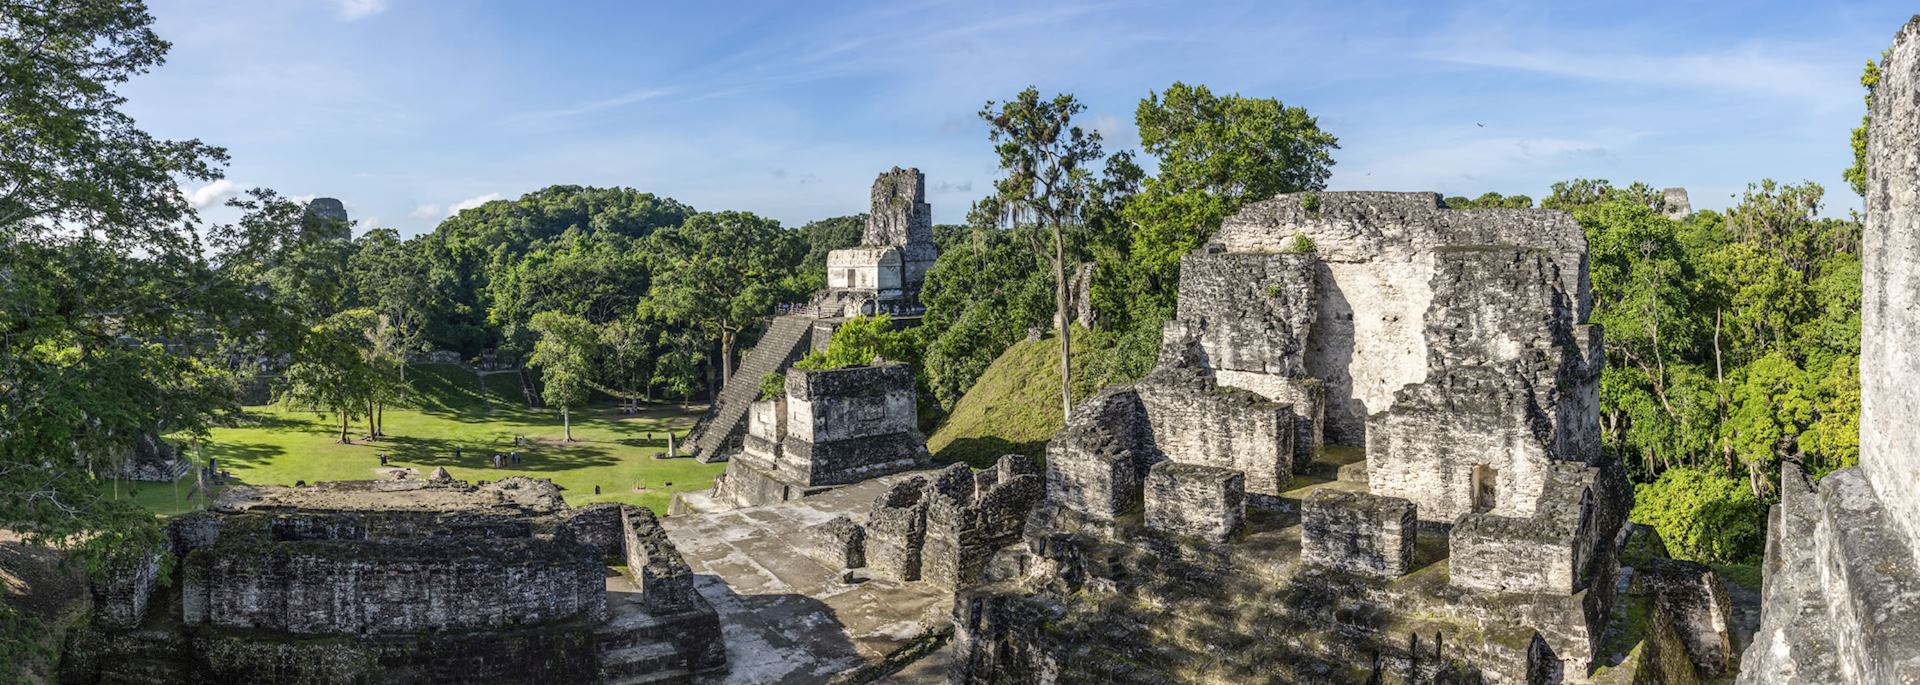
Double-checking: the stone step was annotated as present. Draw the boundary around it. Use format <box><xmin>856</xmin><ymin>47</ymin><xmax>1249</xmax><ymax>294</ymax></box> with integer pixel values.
<box><xmin>600</xmin><ymin>640</ymin><xmax>693</xmax><ymax>682</ymax></box>
<box><xmin>688</xmin><ymin>315</ymin><xmax>815</xmax><ymax>460</ymax></box>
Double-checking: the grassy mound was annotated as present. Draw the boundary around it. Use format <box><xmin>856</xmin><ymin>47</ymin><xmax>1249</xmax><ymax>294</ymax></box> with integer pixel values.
<box><xmin>928</xmin><ymin>332</ymin><xmax>1094</xmax><ymax>469</ymax></box>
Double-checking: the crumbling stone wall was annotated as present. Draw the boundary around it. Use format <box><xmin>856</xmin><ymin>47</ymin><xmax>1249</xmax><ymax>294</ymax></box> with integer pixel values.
<box><xmin>89</xmin><ymin>545</ymin><xmax>161</xmax><ymax>629</ymax></box>
<box><xmin>1212</xmin><ymin>191</ymin><xmax>1590</xmax><ymax>444</ymax></box>
<box><xmin>1042</xmin><ymin>387</ymin><xmax>1157</xmax><ymax>527</ymax></box>
<box><xmin>867</xmin><ymin>458</ymin><xmax>1043</xmax><ymax>590</ymax></box>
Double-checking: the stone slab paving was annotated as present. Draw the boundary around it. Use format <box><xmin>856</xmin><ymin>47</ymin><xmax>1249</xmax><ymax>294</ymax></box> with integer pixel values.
<box><xmin>662</xmin><ymin>472</ymin><xmax>952</xmax><ymax>685</ymax></box>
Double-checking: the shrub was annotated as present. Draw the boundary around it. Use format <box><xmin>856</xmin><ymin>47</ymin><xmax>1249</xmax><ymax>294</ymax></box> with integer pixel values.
<box><xmin>758</xmin><ymin>372</ymin><xmax>785</xmax><ymax>400</ymax></box>
<box><xmin>1629</xmin><ymin>467</ymin><xmax>1768</xmax><ymax>565</ymax></box>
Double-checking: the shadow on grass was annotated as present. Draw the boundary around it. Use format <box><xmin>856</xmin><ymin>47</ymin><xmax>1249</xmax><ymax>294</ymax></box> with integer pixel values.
<box><xmin>381</xmin><ymin>435</ymin><xmax>620</xmax><ymax>472</ymax></box>
<box><xmin>202</xmin><ymin>441</ymin><xmax>288</xmax><ymax>469</ymax></box>
<box><xmin>936</xmin><ymin>435</ymin><xmax>1047</xmax><ymax>470</ymax></box>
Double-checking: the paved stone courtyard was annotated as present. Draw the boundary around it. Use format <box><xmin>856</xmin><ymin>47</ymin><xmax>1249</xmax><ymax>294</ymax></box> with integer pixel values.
<box><xmin>664</xmin><ymin>472</ymin><xmax>952</xmax><ymax>684</ymax></box>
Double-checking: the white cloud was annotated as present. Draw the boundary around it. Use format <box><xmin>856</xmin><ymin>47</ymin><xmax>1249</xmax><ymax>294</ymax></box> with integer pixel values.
<box><xmin>333</xmin><ymin>0</ymin><xmax>388</xmax><ymax>20</ymax></box>
<box><xmin>447</xmin><ymin>193</ymin><xmax>502</xmax><ymax>216</ymax></box>
<box><xmin>409</xmin><ymin>203</ymin><xmax>442</xmax><ymax>219</ymax></box>
<box><xmin>285</xmin><ymin>193</ymin><xmax>317</xmax><ymax>206</ymax></box>
<box><xmin>184</xmin><ymin>179</ymin><xmax>241</xmax><ymax>209</ymax></box>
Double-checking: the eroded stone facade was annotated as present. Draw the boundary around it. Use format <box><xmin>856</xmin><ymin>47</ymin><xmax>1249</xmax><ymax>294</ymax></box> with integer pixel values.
<box><xmin>63</xmin><ymin>476</ymin><xmax>726</xmax><ymax>684</ymax></box>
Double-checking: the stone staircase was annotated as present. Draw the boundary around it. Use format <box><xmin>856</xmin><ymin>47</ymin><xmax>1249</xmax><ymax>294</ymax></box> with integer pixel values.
<box><xmin>686</xmin><ymin>315</ymin><xmax>815</xmax><ymax>462</ymax></box>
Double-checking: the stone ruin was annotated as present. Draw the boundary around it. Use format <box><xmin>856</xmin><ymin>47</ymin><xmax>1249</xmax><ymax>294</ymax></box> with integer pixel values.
<box><xmin>685</xmin><ymin>167</ymin><xmax>941</xmax><ymax>462</ymax></box>
<box><xmin>64</xmin><ymin>475</ymin><xmax>726</xmax><ymax>684</ymax></box>
<box><xmin>1736</xmin><ymin>17</ymin><xmax>1920</xmax><ymax>683</ymax></box>
<box><xmin>859</xmin><ymin>457</ymin><xmax>1044</xmax><ymax>590</ymax></box>
<box><xmin>949</xmin><ymin>191</ymin><xmax>1733</xmax><ymax>683</ymax></box>
<box><xmin>702</xmin><ymin>361</ymin><xmax>930</xmax><ymax>509</ymax></box>
<box><xmin>818</xmin><ymin>167</ymin><xmax>939</xmax><ymax>319</ymax></box>
<box><xmin>105</xmin><ymin>430</ymin><xmax>192</xmax><ymax>482</ymax></box>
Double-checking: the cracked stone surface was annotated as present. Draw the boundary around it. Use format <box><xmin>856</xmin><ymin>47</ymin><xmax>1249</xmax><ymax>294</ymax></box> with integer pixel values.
<box><xmin>663</xmin><ymin>472</ymin><xmax>952</xmax><ymax>684</ymax></box>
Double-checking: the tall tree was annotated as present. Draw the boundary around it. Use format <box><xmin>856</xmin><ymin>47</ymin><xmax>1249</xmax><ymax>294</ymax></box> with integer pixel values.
<box><xmin>644</xmin><ymin>210</ymin><xmax>803</xmax><ymax>390</ymax></box>
<box><xmin>281</xmin><ymin>310</ymin><xmax>378</xmax><ymax>444</ymax></box>
<box><xmin>979</xmin><ymin>87</ymin><xmax>1105</xmax><ymax>419</ymax></box>
<box><xmin>1</xmin><ymin>2</ymin><xmax>236</xmax><ymax>673</ymax></box>
<box><xmin>527</xmin><ymin>311</ymin><xmax>597</xmax><ymax>441</ymax></box>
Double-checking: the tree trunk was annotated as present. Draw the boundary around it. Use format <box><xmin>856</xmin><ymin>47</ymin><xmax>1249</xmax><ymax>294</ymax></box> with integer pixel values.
<box><xmin>563</xmin><ymin>406</ymin><xmax>573</xmax><ymax>442</ymax></box>
<box><xmin>339</xmin><ymin>412</ymin><xmax>351</xmax><ymax>444</ymax></box>
<box><xmin>1053</xmin><ymin>223</ymin><xmax>1072</xmax><ymax>421</ymax></box>
<box><xmin>719</xmin><ymin>330</ymin><xmax>735</xmax><ymax>391</ymax></box>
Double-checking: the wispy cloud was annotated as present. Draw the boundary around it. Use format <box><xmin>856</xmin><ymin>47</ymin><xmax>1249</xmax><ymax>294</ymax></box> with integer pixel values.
<box><xmin>447</xmin><ymin>193</ymin><xmax>502</xmax><ymax>216</ymax></box>
<box><xmin>512</xmin><ymin>87</ymin><xmax>674</xmax><ymax>122</ymax></box>
<box><xmin>183</xmin><ymin>179</ymin><xmax>241</xmax><ymax>209</ymax></box>
<box><xmin>333</xmin><ymin>0</ymin><xmax>388</xmax><ymax>20</ymax></box>
<box><xmin>409</xmin><ymin>203</ymin><xmax>442</xmax><ymax>219</ymax></box>
<box><xmin>1434</xmin><ymin>46</ymin><xmax>1848</xmax><ymax>104</ymax></box>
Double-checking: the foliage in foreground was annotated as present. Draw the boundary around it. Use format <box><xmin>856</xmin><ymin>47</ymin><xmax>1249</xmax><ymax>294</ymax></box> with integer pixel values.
<box><xmin>1629</xmin><ymin>467</ymin><xmax>1768</xmax><ymax>565</ymax></box>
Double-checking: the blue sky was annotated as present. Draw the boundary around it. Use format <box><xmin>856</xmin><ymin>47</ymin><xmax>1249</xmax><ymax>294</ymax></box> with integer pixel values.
<box><xmin>125</xmin><ymin>0</ymin><xmax>1913</xmax><ymax>235</ymax></box>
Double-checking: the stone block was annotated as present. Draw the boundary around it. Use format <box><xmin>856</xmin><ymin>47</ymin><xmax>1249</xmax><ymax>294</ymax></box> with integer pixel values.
<box><xmin>1045</xmin><ymin>388</ymin><xmax>1157</xmax><ymax>522</ymax></box>
<box><xmin>561</xmin><ymin>501</ymin><xmax>625</xmax><ymax>563</ymax></box>
<box><xmin>89</xmin><ymin>546</ymin><xmax>161</xmax><ymax>629</ymax></box>
<box><xmin>1143</xmin><ymin>461</ymin><xmax>1244</xmax><ymax>543</ymax></box>
<box><xmin>1637</xmin><ymin>559</ymin><xmax>1733</xmax><ymax>677</ymax></box>
<box><xmin>1301</xmin><ymin>490</ymin><xmax>1416</xmax><ymax>578</ymax></box>
<box><xmin>802</xmin><ymin>516</ymin><xmax>866</xmax><ymax>570</ymax></box>
<box><xmin>1138</xmin><ymin>366</ymin><xmax>1293</xmax><ymax>504</ymax></box>
<box><xmin>624</xmin><ymin>505</ymin><xmax>698</xmax><ymax>615</ymax></box>
<box><xmin>1449</xmin><ymin>512</ymin><xmax>1579</xmax><ymax>595</ymax></box>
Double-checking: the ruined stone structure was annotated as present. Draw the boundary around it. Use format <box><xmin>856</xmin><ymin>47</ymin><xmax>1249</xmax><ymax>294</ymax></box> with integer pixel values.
<box><xmin>866</xmin><ymin>457</ymin><xmax>1044</xmax><ymax>590</ymax></box>
<box><xmin>1661</xmin><ymin>187</ymin><xmax>1693</xmax><ymax>220</ymax></box>
<box><xmin>685</xmin><ymin>168</ymin><xmax>940</xmax><ymax>462</ymax></box>
<box><xmin>949</xmin><ymin>192</ymin><xmax>1725</xmax><ymax>683</ymax></box>
<box><xmin>105</xmin><ymin>431</ymin><xmax>192</xmax><ymax>482</ymax></box>
<box><xmin>706</xmin><ymin>362</ymin><xmax>930</xmax><ymax>509</ymax></box>
<box><xmin>818</xmin><ymin>167</ymin><xmax>938</xmax><ymax>318</ymax></box>
<box><xmin>1737</xmin><ymin>18</ymin><xmax>1920</xmax><ymax>683</ymax></box>
<box><xmin>63</xmin><ymin>476</ymin><xmax>726</xmax><ymax>684</ymax></box>
<box><xmin>302</xmin><ymin>197</ymin><xmax>352</xmax><ymax>242</ymax></box>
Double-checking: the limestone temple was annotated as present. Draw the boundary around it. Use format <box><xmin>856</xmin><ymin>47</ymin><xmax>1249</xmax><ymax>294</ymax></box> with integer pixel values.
<box><xmin>684</xmin><ymin>168</ymin><xmax>940</xmax><ymax>463</ymax></box>
<box><xmin>1735</xmin><ymin>17</ymin><xmax>1920</xmax><ymax>683</ymax></box>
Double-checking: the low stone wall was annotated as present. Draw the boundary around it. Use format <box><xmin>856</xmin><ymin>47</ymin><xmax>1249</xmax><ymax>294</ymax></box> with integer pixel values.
<box><xmin>1044</xmin><ymin>387</ymin><xmax>1156</xmax><ymax>526</ymax></box>
<box><xmin>182</xmin><ymin>535</ymin><xmax>607</xmax><ymax>635</ymax></box>
<box><xmin>867</xmin><ymin>477</ymin><xmax>930</xmax><ymax>581</ymax></box>
<box><xmin>623</xmin><ymin>505</ymin><xmax>699</xmax><ymax>615</ymax></box>
<box><xmin>1301</xmin><ymin>489</ymin><xmax>1416</xmax><ymax>577</ymax></box>
<box><xmin>800</xmin><ymin>516</ymin><xmax>866</xmax><ymax>570</ymax></box>
<box><xmin>89</xmin><ymin>545</ymin><xmax>162</xmax><ymax>629</ymax></box>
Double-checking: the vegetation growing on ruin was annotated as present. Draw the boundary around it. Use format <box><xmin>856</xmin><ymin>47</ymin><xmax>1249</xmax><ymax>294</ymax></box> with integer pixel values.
<box><xmin>927</xmin><ymin>331</ymin><xmax>1097</xmax><ymax>468</ymax></box>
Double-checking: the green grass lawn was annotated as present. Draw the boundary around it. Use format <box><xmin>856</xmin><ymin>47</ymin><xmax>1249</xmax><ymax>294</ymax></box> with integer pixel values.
<box><xmin>114</xmin><ymin>363</ymin><xmax>723</xmax><ymax>515</ymax></box>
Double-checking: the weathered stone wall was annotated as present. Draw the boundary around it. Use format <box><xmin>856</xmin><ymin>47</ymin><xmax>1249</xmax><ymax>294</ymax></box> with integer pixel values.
<box><xmin>1143</xmin><ymin>461</ymin><xmax>1245</xmax><ymax>543</ymax></box>
<box><xmin>1137</xmin><ymin>366</ymin><xmax>1292</xmax><ymax>504</ymax></box>
<box><xmin>1736</xmin><ymin>23</ymin><xmax>1920</xmax><ymax>682</ymax></box>
<box><xmin>623</xmin><ymin>505</ymin><xmax>699</xmax><ymax>615</ymax></box>
<box><xmin>1165</xmin><ymin>251</ymin><xmax>1318</xmax><ymax>378</ymax></box>
<box><xmin>561</xmin><ymin>502</ymin><xmax>627</xmax><ymax>563</ymax></box>
<box><xmin>862</xmin><ymin>167</ymin><xmax>937</xmax><ymax>286</ymax></box>
<box><xmin>867</xmin><ymin>476</ymin><xmax>930</xmax><ymax>581</ymax></box>
<box><xmin>1213</xmin><ymin>191</ymin><xmax>1591</xmax><ymax>444</ymax></box>
<box><xmin>1638</xmin><ymin>558</ymin><xmax>1734</xmax><ymax>677</ymax></box>
<box><xmin>801</xmin><ymin>516</ymin><xmax>866</xmax><ymax>570</ymax></box>
<box><xmin>1862</xmin><ymin>16</ymin><xmax>1920</xmax><ymax>557</ymax></box>
<box><xmin>182</xmin><ymin>534</ymin><xmax>607</xmax><ymax>635</ymax></box>
<box><xmin>89</xmin><ymin>546</ymin><xmax>161</xmax><ymax>629</ymax></box>
<box><xmin>1366</xmin><ymin>368</ymin><xmax>1554</xmax><ymax>522</ymax></box>
<box><xmin>1301</xmin><ymin>489</ymin><xmax>1416</xmax><ymax>578</ymax></box>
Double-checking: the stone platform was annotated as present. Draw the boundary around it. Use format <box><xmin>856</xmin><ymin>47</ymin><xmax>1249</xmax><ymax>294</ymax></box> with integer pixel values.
<box><xmin>661</xmin><ymin>472</ymin><xmax>953</xmax><ymax>684</ymax></box>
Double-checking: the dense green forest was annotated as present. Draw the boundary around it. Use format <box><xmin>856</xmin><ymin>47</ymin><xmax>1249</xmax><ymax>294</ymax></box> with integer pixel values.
<box><xmin>0</xmin><ymin>0</ymin><xmax>1879</xmax><ymax>675</ymax></box>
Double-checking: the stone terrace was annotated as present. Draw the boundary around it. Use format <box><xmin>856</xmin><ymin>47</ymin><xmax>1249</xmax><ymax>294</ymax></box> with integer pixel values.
<box><xmin>661</xmin><ymin>472</ymin><xmax>952</xmax><ymax>684</ymax></box>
